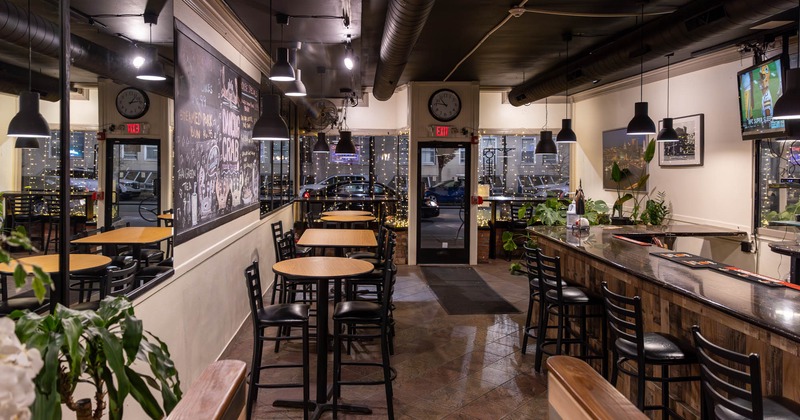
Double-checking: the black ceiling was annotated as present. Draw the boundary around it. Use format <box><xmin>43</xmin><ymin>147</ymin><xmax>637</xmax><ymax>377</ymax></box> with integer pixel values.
<box><xmin>0</xmin><ymin>0</ymin><xmax>796</xmax><ymax>104</ymax></box>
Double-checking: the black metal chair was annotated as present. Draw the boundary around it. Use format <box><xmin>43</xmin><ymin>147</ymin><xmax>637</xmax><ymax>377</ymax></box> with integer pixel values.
<box><xmin>534</xmin><ymin>249</ymin><xmax>607</xmax><ymax>376</ymax></box>
<box><xmin>332</xmin><ymin>233</ymin><xmax>397</xmax><ymax>420</ymax></box>
<box><xmin>43</xmin><ymin>195</ymin><xmax>61</xmax><ymax>254</ymax></box>
<box><xmin>0</xmin><ymin>273</ymin><xmax>47</xmax><ymax>316</ymax></box>
<box><xmin>692</xmin><ymin>325</ymin><xmax>800</xmax><ymax>420</ymax></box>
<box><xmin>5</xmin><ymin>194</ymin><xmax>43</xmax><ymax>252</ymax></box>
<box><xmin>521</xmin><ymin>245</ymin><xmax>551</xmax><ymax>354</ymax></box>
<box><xmin>602</xmin><ymin>282</ymin><xmax>699</xmax><ymax>419</ymax></box>
<box><xmin>71</xmin><ymin>261</ymin><xmax>139</xmax><ymax>311</ymax></box>
<box><xmin>243</xmin><ymin>261</ymin><xmax>310</xmax><ymax>420</ymax></box>
<box><xmin>270</xmin><ymin>222</ymin><xmax>312</xmax><ymax>305</ymax></box>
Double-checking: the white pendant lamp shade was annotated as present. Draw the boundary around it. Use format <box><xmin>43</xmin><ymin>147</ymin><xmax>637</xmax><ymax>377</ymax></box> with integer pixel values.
<box><xmin>286</xmin><ymin>69</ymin><xmax>307</xmax><ymax>97</ymax></box>
<box><xmin>312</xmin><ymin>132</ymin><xmax>329</xmax><ymax>153</ymax></box>
<box><xmin>535</xmin><ymin>131</ymin><xmax>557</xmax><ymax>156</ymax></box>
<box><xmin>252</xmin><ymin>94</ymin><xmax>290</xmax><ymax>141</ymax></box>
<box><xmin>335</xmin><ymin>131</ymin><xmax>356</xmax><ymax>155</ymax></box>
<box><xmin>269</xmin><ymin>47</ymin><xmax>295</xmax><ymax>81</ymax></box>
<box><xmin>9</xmin><ymin>91</ymin><xmax>49</xmax><ymax>145</ymax></box>
<box><xmin>627</xmin><ymin>102</ymin><xmax>656</xmax><ymax>135</ymax></box>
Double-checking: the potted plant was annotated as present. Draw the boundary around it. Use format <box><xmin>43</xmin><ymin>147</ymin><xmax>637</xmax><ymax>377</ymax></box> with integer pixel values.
<box><xmin>611</xmin><ymin>139</ymin><xmax>656</xmax><ymax>224</ymax></box>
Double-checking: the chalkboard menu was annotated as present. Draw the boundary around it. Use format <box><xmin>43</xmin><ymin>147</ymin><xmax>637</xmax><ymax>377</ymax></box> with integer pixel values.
<box><xmin>173</xmin><ymin>20</ymin><xmax>260</xmax><ymax>244</ymax></box>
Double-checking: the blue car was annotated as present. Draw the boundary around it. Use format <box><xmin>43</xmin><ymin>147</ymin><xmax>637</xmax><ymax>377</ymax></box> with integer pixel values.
<box><xmin>424</xmin><ymin>179</ymin><xmax>465</xmax><ymax>206</ymax></box>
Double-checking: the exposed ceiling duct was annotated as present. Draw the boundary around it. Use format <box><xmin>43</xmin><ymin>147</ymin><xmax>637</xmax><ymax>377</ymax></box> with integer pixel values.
<box><xmin>0</xmin><ymin>0</ymin><xmax>173</xmax><ymax>99</ymax></box>
<box><xmin>0</xmin><ymin>61</ymin><xmax>61</xmax><ymax>101</ymax></box>
<box><xmin>372</xmin><ymin>0</ymin><xmax>436</xmax><ymax>101</ymax></box>
<box><xmin>507</xmin><ymin>0</ymin><xmax>798</xmax><ymax>106</ymax></box>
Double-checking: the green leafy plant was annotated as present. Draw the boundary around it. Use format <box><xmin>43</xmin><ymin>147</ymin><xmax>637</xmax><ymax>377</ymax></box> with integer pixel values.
<box><xmin>640</xmin><ymin>191</ymin><xmax>670</xmax><ymax>226</ymax></box>
<box><xmin>583</xmin><ymin>199</ymin><xmax>610</xmax><ymax>225</ymax></box>
<box><xmin>12</xmin><ymin>297</ymin><xmax>182</xmax><ymax>420</ymax></box>
<box><xmin>0</xmin><ymin>194</ymin><xmax>52</xmax><ymax>302</ymax></box>
<box><xmin>611</xmin><ymin>139</ymin><xmax>656</xmax><ymax>221</ymax></box>
<box><xmin>764</xmin><ymin>201</ymin><xmax>800</xmax><ymax>224</ymax></box>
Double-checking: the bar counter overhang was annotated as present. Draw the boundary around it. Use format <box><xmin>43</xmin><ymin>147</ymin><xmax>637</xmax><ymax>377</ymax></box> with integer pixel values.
<box><xmin>529</xmin><ymin>225</ymin><xmax>800</xmax><ymax>419</ymax></box>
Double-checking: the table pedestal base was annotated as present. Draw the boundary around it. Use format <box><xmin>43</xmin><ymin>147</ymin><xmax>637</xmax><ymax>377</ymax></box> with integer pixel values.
<box><xmin>273</xmin><ymin>399</ymin><xmax>372</xmax><ymax>420</ymax></box>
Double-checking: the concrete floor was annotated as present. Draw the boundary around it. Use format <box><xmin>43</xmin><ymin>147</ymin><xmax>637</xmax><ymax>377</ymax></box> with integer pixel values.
<box><xmin>221</xmin><ymin>260</ymin><xmax>550</xmax><ymax>419</ymax></box>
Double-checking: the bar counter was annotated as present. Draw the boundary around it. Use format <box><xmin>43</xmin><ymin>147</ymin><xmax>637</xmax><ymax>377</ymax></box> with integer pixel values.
<box><xmin>529</xmin><ymin>225</ymin><xmax>800</xmax><ymax>419</ymax></box>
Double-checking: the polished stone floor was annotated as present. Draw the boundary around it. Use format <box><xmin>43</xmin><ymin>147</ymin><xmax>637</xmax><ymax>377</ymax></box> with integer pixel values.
<box><xmin>221</xmin><ymin>260</ymin><xmax>550</xmax><ymax>419</ymax></box>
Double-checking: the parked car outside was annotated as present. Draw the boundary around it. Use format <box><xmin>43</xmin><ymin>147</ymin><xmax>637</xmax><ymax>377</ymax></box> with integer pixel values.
<box><xmin>424</xmin><ymin>179</ymin><xmax>465</xmax><ymax>206</ymax></box>
<box><xmin>310</xmin><ymin>180</ymin><xmax>439</xmax><ymax>218</ymax></box>
<box><xmin>117</xmin><ymin>171</ymin><xmax>143</xmax><ymax>200</ymax></box>
<box><xmin>532</xmin><ymin>175</ymin><xmax>570</xmax><ymax>198</ymax></box>
<box><xmin>39</xmin><ymin>168</ymin><xmax>99</xmax><ymax>192</ymax></box>
<box><xmin>299</xmin><ymin>174</ymin><xmax>367</xmax><ymax>197</ymax></box>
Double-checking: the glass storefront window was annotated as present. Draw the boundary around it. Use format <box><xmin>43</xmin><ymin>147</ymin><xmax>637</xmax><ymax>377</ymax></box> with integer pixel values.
<box><xmin>21</xmin><ymin>130</ymin><xmax>98</xmax><ymax>193</ymax></box>
<box><xmin>259</xmin><ymin>97</ymin><xmax>295</xmax><ymax>216</ymax></box>
<box><xmin>757</xmin><ymin>139</ymin><xmax>800</xmax><ymax>227</ymax></box>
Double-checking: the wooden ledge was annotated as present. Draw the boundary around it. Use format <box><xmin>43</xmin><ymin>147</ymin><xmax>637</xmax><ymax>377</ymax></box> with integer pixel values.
<box><xmin>547</xmin><ymin>356</ymin><xmax>647</xmax><ymax>420</ymax></box>
<box><xmin>167</xmin><ymin>359</ymin><xmax>246</xmax><ymax>420</ymax></box>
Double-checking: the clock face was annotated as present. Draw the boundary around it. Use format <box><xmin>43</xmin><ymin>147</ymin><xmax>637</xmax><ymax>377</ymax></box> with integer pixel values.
<box><xmin>428</xmin><ymin>89</ymin><xmax>461</xmax><ymax>122</ymax></box>
<box><xmin>116</xmin><ymin>88</ymin><xmax>150</xmax><ymax>119</ymax></box>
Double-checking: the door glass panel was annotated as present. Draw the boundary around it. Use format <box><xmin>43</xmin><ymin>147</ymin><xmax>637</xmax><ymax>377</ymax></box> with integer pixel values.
<box><xmin>418</xmin><ymin>145</ymin><xmax>468</xmax><ymax>263</ymax></box>
<box><xmin>109</xmin><ymin>142</ymin><xmax>160</xmax><ymax>227</ymax></box>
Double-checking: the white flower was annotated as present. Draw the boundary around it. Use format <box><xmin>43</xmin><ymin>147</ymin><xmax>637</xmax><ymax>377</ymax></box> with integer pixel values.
<box><xmin>0</xmin><ymin>317</ymin><xmax>42</xmax><ymax>420</ymax></box>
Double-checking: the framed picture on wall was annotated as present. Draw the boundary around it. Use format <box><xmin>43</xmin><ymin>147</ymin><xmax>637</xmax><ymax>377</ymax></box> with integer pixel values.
<box><xmin>602</xmin><ymin>127</ymin><xmax>647</xmax><ymax>191</ymax></box>
<box><xmin>658</xmin><ymin>114</ymin><xmax>704</xmax><ymax>166</ymax></box>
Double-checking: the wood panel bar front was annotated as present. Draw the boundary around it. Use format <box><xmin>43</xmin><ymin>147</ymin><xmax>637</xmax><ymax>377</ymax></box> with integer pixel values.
<box><xmin>530</xmin><ymin>226</ymin><xmax>800</xmax><ymax>420</ymax></box>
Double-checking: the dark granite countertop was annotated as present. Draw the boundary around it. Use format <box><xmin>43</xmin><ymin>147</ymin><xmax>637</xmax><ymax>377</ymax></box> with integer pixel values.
<box><xmin>529</xmin><ymin>225</ymin><xmax>800</xmax><ymax>342</ymax></box>
<box><xmin>769</xmin><ymin>241</ymin><xmax>800</xmax><ymax>257</ymax></box>
<box><xmin>610</xmin><ymin>224</ymin><xmax>747</xmax><ymax>237</ymax></box>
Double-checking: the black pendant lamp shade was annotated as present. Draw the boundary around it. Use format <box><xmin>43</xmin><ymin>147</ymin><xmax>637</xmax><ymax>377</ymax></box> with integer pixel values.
<box><xmin>657</xmin><ymin>117</ymin><xmax>680</xmax><ymax>142</ymax></box>
<box><xmin>286</xmin><ymin>69</ymin><xmax>307</xmax><ymax>97</ymax></box>
<box><xmin>774</xmin><ymin>68</ymin><xmax>800</xmax><ymax>120</ymax></box>
<box><xmin>557</xmin><ymin>119</ymin><xmax>577</xmax><ymax>143</ymax></box>
<box><xmin>535</xmin><ymin>131</ymin><xmax>557</xmax><ymax>156</ymax></box>
<box><xmin>627</xmin><ymin>102</ymin><xmax>656</xmax><ymax>135</ymax></box>
<box><xmin>252</xmin><ymin>94</ymin><xmax>290</xmax><ymax>141</ymax></box>
<box><xmin>312</xmin><ymin>132</ymin><xmax>329</xmax><ymax>153</ymax></box>
<box><xmin>269</xmin><ymin>47</ymin><xmax>295</xmax><ymax>82</ymax></box>
<box><xmin>9</xmin><ymin>91</ymin><xmax>49</xmax><ymax>146</ymax></box>
<box><xmin>335</xmin><ymin>131</ymin><xmax>357</xmax><ymax>155</ymax></box>
<box><xmin>136</xmin><ymin>47</ymin><xmax>166</xmax><ymax>81</ymax></box>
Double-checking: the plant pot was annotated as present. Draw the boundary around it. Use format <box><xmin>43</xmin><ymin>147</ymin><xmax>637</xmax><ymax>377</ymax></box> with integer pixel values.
<box><xmin>611</xmin><ymin>216</ymin><xmax>634</xmax><ymax>225</ymax></box>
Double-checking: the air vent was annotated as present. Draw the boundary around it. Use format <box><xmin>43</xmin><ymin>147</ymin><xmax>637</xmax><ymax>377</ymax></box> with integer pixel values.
<box><xmin>684</xmin><ymin>5</ymin><xmax>726</xmax><ymax>32</ymax></box>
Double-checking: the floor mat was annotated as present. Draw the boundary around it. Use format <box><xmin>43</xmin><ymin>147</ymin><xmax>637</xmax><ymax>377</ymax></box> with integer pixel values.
<box><xmin>421</xmin><ymin>266</ymin><xmax>520</xmax><ymax>315</ymax></box>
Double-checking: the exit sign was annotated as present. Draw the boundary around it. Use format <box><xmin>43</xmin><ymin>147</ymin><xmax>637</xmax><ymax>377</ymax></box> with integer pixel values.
<box><xmin>435</xmin><ymin>125</ymin><xmax>449</xmax><ymax>137</ymax></box>
<box><xmin>120</xmin><ymin>122</ymin><xmax>150</xmax><ymax>135</ymax></box>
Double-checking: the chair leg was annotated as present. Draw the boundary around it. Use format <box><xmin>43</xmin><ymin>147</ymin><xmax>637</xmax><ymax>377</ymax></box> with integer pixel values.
<box><xmin>555</xmin><ymin>305</ymin><xmax>565</xmax><ymax>356</ymax></box>
<box><xmin>534</xmin><ymin>304</ymin><xmax>549</xmax><ymax>372</ymax></box>
<box><xmin>661</xmin><ymin>364</ymin><xmax>670</xmax><ymax>420</ymax></box>
<box><xmin>601</xmin><ymin>311</ymin><xmax>609</xmax><ymax>379</ymax></box>
<box><xmin>522</xmin><ymin>293</ymin><xmax>535</xmax><ymax>354</ymax></box>
<box><xmin>636</xmin><ymin>360</ymin><xmax>646</xmax><ymax>410</ymax></box>
<box><xmin>610</xmin><ymin>350</ymin><xmax>619</xmax><ymax>386</ymax></box>
<box><xmin>381</xmin><ymin>322</ymin><xmax>395</xmax><ymax>420</ymax></box>
<box><xmin>579</xmin><ymin>306</ymin><xmax>588</xmax><ymax>360</ymax></box>
<box><xmin>247</xmin><ymin>329</ymin><xmax>264</xmax><ymax>420</ymax></box>
<box><xmin>333</xmin><ymin>320</ymin><xmax>342</xmax><ymax>419</ymax></box>
<box><xmin>302</xmin><ymin>322</ymin><xmax>310</xmax><ymax>420</ymax></box>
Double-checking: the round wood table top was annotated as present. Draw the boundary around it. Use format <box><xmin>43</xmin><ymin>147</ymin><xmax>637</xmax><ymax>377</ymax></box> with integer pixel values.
<box><xmin>273</xmin><ymin>257</ymin><xmax>374</xmax><ymax>279</ymax></box>
<box><xmin>157</xmin><ymin>213</ymin><xmax>174</xmax><ymax>220</ymax></box>
<box><xmin>320</xmin><ymin>210</ymin><xmax>373</xmax><ymax>217</ymax></box>
<box><xmin>0</xmin><ymin>254</ymin><xmax>112</xmax><ymax>274</ymax></box>
<box><xmin>320</xmin><ymin>215</ymin><xmax>376</xmax><ymax>223</ymax></box>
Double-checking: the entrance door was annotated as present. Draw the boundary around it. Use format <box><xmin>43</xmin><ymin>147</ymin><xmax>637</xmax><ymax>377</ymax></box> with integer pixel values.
<box><xmin>417</xmin><ymin>142</ymin><xmax>469</xmax><ymax>264</ymax></box>
<box><xmin>105</xmin><ymin>139</ymin><xmax>161</xmax><ymax>227</ymax></box>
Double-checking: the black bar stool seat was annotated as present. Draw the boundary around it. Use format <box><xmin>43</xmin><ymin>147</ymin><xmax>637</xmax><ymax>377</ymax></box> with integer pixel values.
<box><xmin>616</xmin><ymin>332</ymin><xmax>695</xmax><ymax>362</ymax></box>
<box><xmin>258</xmin><ymin>303</ymin><xmax>310</xmax><ymax>324</ymax></box>
<box><xmin>545</xmin><ymin>286</ymin><xmax>590</xmax><ymax>302</ymax></box>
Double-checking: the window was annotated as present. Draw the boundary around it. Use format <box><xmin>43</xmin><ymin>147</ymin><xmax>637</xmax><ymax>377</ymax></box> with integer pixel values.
<box><xmin>123</xmin><ymin>145</ymin><xmax>139</xmax><ymax>160</ymax></box>
<box><xmin>521</xmin><ymin>138</ymin><xmax>536</xmax><ymax>164</ymax></box>
<box><xmin>144</xmin><ymin>145</ymin><xmax>158</xmax><ymax>161</ymax></box>
<box><xmin>458</xmin><ymin>148</ymin><xmax>465</xmax><ymax>165</ymax></box>
<box><xmin>421</xmin><ymin>149</ymin><xmax>435</xmax><ymax>165</ymax></box>
<box><xmin>758</xmin><ymin>140</ymin><xmax>800</xmax><ymax>228</ymax></box>
<box><xmin>21</xmin><ymin>130</ymin><xmax>98</xmax><ymax>193</ymax></box>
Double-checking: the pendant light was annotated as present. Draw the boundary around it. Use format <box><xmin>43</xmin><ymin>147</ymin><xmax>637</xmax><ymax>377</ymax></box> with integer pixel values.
<box><xmin>269</xmin><ymin>8</ymin><xmax>295</xmax><ymax>82</ymax></box>
<box><xmin>535</xmin><ymin>98</ymin><xmax>558</xmax><ymax>156</ymax></box>
<box><xmin>557</xmin><ymin>32</ymin><xmax>577</xmax><ymax>143</ymax></box>
<box><xmin>136</xmin><ymin>21</ymin><xmax>166</xmax><ymax>81</ymax></box>
<box><xmin>343</xmin><ymin>35</ymin><xmax>354</xmax><ymax>70</ymax></box>
<box><xmin>312</xmin><ymin>132</ymin><xmax>329</xmax><ymax>153</ymax></box>
<box><xmin>8</xmin><ymin>0</ymin><xmax>49</xmax><ymax>147</ymax></box>
<box><xmin>627</xmin><ymin>6</ymin><xmax>656</xmax><ymax>135</ymax></box>
<box><xmin>253</xmin><ymin>0</ymin><xmax>289</xmax><ymax>141</ymax></box>
<box><xmin>657</xmin><ymin>53</ymin><xmax>679</xmax><ymax>142</ymax></box>
<box><xmin>335</xmin><ymin>108</ymin><xmax>356</xmax><ymax>156</ymax></box>
<box><xmin>286</xmin><ymin>48</ymin><xmax>307</xmax><ymax>97</ymax></box>
<box><xmin>773</xmin><ymin>1</ymin><xmax>800</xmax><ymax>120</ymax></box>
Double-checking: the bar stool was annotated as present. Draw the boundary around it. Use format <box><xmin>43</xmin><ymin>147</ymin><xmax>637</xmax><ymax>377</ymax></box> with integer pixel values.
<box><xmin>243</xmin><ymin>261</ymin><xmax>310</xmax><ymax>420</ymax></box>
<box><xmin>534</xmin><ymin>250</ymin><xmax>607</xmax><ymax>376</ymax></box>
<box><xmin>692</xmin><ymin>326</ymin><xmax>800</xmax><ymax>420</ymax></box>
<box><xmin>602</xmin><ymin>282</ymin><xmax>699</xmax><ymax>419</ymax></box>
<box><xmin>332</xmin><ymin>233</ymin><xmax>397</xmax><ymax>420</ymax></box>
<box><xmin>520</xmin><ymin>245</ymin><xmax>563</xmax><ymax>354</ymax></box>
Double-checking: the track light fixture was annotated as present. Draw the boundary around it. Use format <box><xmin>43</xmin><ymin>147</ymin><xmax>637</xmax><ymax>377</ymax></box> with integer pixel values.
<box><xmin>8</xmin><ymin>0</ymin><xmax>48</xmax><ymax>147</ymax></box>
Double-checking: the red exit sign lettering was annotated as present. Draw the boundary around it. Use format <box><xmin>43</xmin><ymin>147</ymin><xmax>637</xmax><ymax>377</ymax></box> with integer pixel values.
<box><xmin>126</xmin><ymin>123</ymin><xmax>142</xmax><ymax>134</ymax></box>
<box><xmin>434</xmin><ymin>125</ymin><xmax>449</xmax><ymax>137</ymax></box>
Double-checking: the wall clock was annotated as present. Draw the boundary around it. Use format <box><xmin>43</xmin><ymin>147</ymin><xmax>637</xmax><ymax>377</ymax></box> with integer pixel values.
<box><xmin>428</xmin><ymin>89</ymin><xmax>461</xmax><ymax>122</ymax></box>
<box><xmin>115</xmin><ymin>87</ymin><xmax>150</xmax><ymax>119</ymax></box>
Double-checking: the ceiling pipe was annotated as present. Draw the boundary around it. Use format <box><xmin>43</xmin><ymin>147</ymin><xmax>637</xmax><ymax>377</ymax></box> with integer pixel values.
<box><xmin>372</xmin><ymin>0</ymin><xmax>436</xmax><ymax>101</ymax></box>
<box><xmin>0</xmin><ymin>61</ymin><xmax>61</xmax><ymax>100</ymax></box>
<box><xmin>507</xmin><ymin>0</ymin><xmax>798</xmax><ymax>106</ymax></box>
<box><xmin>0</xmin><ymin>0</ymin><xmax>173</xmax><ymax>99</ymax></box>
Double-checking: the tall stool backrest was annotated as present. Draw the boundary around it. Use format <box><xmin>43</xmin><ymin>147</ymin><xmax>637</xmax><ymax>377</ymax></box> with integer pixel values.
<box><xmin>535</xmin><ymin>250</ymin><xmax>564</xmax><ymax>301</ymax></box>
<box><xmin>523</xmin><ymin>249</ymin><xmax>539</xmax><ymax>284</ymax></box>
<box><xmin>692</xmin><ymin>325</ymin><xmax>764</xmax><ymax>420</ymax></box>
<box><xmin>276</xmin><ymin>233</ymin><xmax>296</xmax><ymax>262</ymax></box>
<box><xmin>601</xmin><ymin>282</ymin><xmax>646</xmax><ymax>364</ymax></box>
<box><xmin>244</xmin><ymin>261</ymin><xmax>265</xmax><ymax>322</ymax></box>
<box><xmin>380</xmin><ymin>232</ymin><xmax>397</xmax><ymax>314</ymax></box>
<box><xmin>270</xmin><ymin>221</ymin><xmax>284</xmax><ymax>261</ymax></box>
<box><xmin>104</xmin><ymin>261</ymin><xmax>139</xmax><ymax>298</ymax></box>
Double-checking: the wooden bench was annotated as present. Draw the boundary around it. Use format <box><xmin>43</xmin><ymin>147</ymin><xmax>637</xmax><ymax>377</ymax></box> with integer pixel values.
<box><xmin>547</xmin><ymin>356</ymin><xmax>647</xmax><ymax>420</ymax></box>
<box><xmin>166</xmin><ymin>360</ymin><xmax>246</xmax><ymax>420</ymax></box>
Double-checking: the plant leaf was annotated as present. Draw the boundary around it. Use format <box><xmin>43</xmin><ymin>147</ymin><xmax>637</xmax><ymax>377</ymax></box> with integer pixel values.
<box><xmin>643</xmin><ymin>139</ymin><xmax>656</xmax><ymax>163</ymax></box>
<box><xmin>98</xmin><ymin>328</ymin><xmax>132</xmax><ymax>411</ymax></box>
<box><xmin>611</xmin><ymin>162</ymin><xmax>622</xmax><ymax>182</ymax></box>
<box><xmin>13</xmin><ymin>263</ymin><xmax>27</xmax><ymax>288</ymax></box>
<box><xmin>125</xmin><ymin>366</ymin><xmax>165</xmax><ymax>419</ymax></box>
<box><xmin>61</xmin><ymin>315</ymin><xmax>84</xmax><ymax>378</ymax></box>
<box><xmin>122</xmin><ymin>313</ymin><xmax>144</xmax><ymax>362</ymax></box>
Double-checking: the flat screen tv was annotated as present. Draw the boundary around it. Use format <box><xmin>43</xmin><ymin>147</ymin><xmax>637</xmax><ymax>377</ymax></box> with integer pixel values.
<box><xmin>738</xmin><ymin>55</ymin><xmax>786</xmax><ymax>140</ymax></box>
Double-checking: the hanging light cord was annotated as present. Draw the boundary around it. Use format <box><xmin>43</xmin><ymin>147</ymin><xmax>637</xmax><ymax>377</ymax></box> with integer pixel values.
<box><xmin>27</xmin><ymin>0</ymin><xmax>31</xmax><ymax>92</ymax></box>
<box><xmin>666</xmin><ymin>53</ymin><xmax>670</xmax><ymax>115</ymax></box>
<box><xmin>269</xmin><ymin>0</ymin><xmax>274</xmax><ymax>94</ymax></box>
<box><xmin>639</xmin><ymin>7</ymin><xmax>644</xmax><ymax>101</ymax></box>
<box><xmin>543</xmin><ymin>97</ymin><xmax>548</xmax><ymax>130</ymax></box>
<box><xmin>565</xmin><ymin>36</ymin><xmax>569</xmax><ymax>118</ymax></box>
